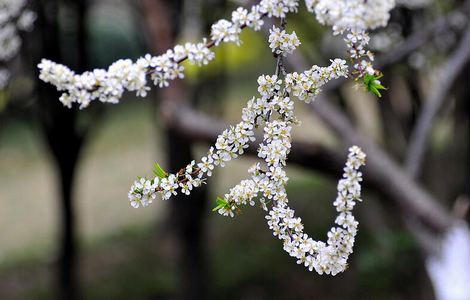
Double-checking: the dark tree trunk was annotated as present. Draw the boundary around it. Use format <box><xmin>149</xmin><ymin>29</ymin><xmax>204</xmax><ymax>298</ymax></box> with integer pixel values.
<box><xmin>38</xmin><ymin>53</ymin><xmax>83</xmax><ymax>300</ymax></box>
<box><xmin>139</xmin><ymin>1</ymin><xmax>209</xmax><ymax>298</ymax></box>
<box><xmin>39</xmin><ymin>81</ymin><xmax>83</xmax><ymax>300</ymax></box>
<box><xmin>52</xmin><ymin>130</ymin><xmax>82</xmax><ymax>300</ymax></box>
<box><xmin>454</xmin><ymin>64</ymin><xmax>470</xmax><ymax>219</ymax></box>
<box><xmin>166</xmin><ymin>127</ymin><xmax>208</xmax><ymax>300</ymax></box>
<box><xmin>35</xmin><ymin>0</ymin><xmax>89</xmax><ymax>298</ymax></box>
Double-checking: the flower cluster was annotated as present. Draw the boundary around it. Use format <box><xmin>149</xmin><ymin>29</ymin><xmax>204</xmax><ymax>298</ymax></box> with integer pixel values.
<box><xmin>345</xmin><ymin>30</ymin><xmax>386</xmax><ymax>97</ymax></box>
<box><xmin>305</xmin><ymin>0</ymin><xmax>395</xmax><ymax>34</ymax></box>
<box><xmin>211</xmin><ymin>19</ymin><xmax>242</xmax><ymax>46</ymax></box>
<box><xmin>38</xmin><ymin>45</ymin><xmax>207</xmax><ymax>108</ymax></box>
<box><xmin>215</xmin><ymin>110</ymin><xmax>366</xmax><ymax>276</ymax></box>
<box><xmin>260</xmin><ymin>0</ymin><xmax>299</xmax><ymax>18</ymax></box>
<box><xmin>38</xmin><ymin>0</ymin><xmax>302</xmax><ymax>108</ymax></box>
<box><xmin>344</xmin><ymin>30</ymin><xmax>375</xmax><ymax>77</ymax></box>
<box><xmin>268</xmin><ymin>26</ymin><xmax>300</xmax><ymax>56</ymax></box>
<box><xmin>128</xmin><ymin>105</ymin><xmax>258</xmax><ymax>207</ymax></box>
<box><xmin>0</xmin><ymin>0</ymin><xmax>36</xmax><ymax>89</ymax></box>
<box><xmin>216</xmin><ymin>179</ymin><xmax>259</xmax><ymax>217</ymax></box>
<box><xmin>304</xmin><ymin>0</ymin><xmax>394</xmax><ymax>82</ymax></box>
<box><xmin>285</xmin><ymin>58</ymin><xmax>349</xmax><ymax>102</ymax></box>
<box><xmin>265</xmin><ymin>146</ymin><xmax>366</xmax><ymax>275</ymax></box>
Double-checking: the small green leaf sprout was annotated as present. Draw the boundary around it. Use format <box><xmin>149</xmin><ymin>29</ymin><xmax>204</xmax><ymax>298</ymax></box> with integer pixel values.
<box><xmin>153</xmin><ymin>162</ymin><xmax>168</xmax><ymax>178</ymax></box>
<box><xmin>212</xmin><ymin>196</ymin><xmax>230</xmax><ymax>212</ymax></box>
<box><xmin>363</xmin><ymin>72</ymin><xmax>387</xmax><ymax>97</ymax></box>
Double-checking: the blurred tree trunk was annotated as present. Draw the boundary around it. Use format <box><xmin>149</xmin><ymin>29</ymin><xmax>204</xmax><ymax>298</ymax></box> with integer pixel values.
<box><xmin>140</xmin><ymin>0</ymin><xmax>209</xmax><ymax>298</ymax></box>
<box><xmin>454</xmin><ymin>64</ymin><xmax>470</xmax><ymax>216</ymax></box>
<box><xmin>36</xmin><ymin>0</ymin><xmax>89</xmax><ymax>299</ymax></box>
<box><xmin>166</xmin><ymin>123</ymin><xmax>209</xmax><ymax>300</ymax></box>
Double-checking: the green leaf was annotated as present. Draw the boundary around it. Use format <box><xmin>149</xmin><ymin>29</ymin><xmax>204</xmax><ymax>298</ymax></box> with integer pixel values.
<box><xmin>363</xmin><ymin>73</ymin><xmax>387</xmax><ymax>98</ymax></box>
<box><xmin>212</xmin><ymin>196</ymin><xmax>229</xmax><ymax>212</ymax></box>
<box><xmin>370</xmin><ymin>87</ymin><xmax>381</xmax><ymax>97</ymax></box>
<box><xmin>153</xmin><ymin>162</ymin><xmax>168</xmax><ymax>178</ymax></box>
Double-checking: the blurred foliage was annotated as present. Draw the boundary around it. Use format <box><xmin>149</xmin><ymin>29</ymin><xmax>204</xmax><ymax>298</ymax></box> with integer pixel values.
<box><xmin>0</xmin><ymin>90</ymin><xmax>8</xmax><ymax>112</ymax></box>
<box><xmin>183</xmin><ymin>29</ymin><xmax>268</xmax><ymax>80</ymax></box>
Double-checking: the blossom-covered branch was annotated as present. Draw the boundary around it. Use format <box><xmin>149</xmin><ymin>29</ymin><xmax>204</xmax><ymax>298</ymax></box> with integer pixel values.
<box><xmin>38</xmin><ymin>0</ymin><xmax>395</xmax><ymax>108</ymax></box>
<box><xmin>127</xmin><ymin>21</ymin><xmax>368</xmax><ymax>273</ymax></box>
<box><xmin>265</xmin><ymin>146</ymin><xmax>365</xmax><ymax>275</ymax></box>
<box><xmin>38</xmin><ymin>0</ymin><xmax>300</xmax><ymax>108</ymax></box>
<box><xmin>304</xmin><ymin>0</ymin><xmax>394</xmax><ymax>93</ymax></box>
<box><xmin>36</xmin><ymin>0</ymin><xmax>400</xmax><ymax>274</ymax></box>
<box><xmin>128</xmin><ymin>57</ymin><xmax>348</xmax><ymax>208</ymax></box>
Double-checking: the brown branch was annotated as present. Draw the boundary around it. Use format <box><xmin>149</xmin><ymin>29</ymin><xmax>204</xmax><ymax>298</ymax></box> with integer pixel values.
<box><xmin>405</xmin><ymin>27</ymin><xmax>470</xmax><ymax>178</ymax></box>
<box><xmin>166</xmin><ymin>103</ymin><xmax>345</xmax><ymax>176</ymax></box>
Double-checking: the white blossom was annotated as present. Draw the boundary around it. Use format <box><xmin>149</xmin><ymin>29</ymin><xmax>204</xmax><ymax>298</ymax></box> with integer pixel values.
<box><xmin>186</xmin><ymin>40</ymin><xmax>215</xmax><ymax>66</ymax></box>
<box><xmin>285</xmin><ymin>58</ymin><xmax>348</xmax><ymax>102</ymax></box>
<box><xmin>305</xmin><ymin>0</ymin><xmax>395</xmax><ymax>34</ymax></box>
<box><xmin>268</xmin><ymin>26</ymin><xmax>300</xmax><ymax>56</ymax></box>
<box><xmin>259</xmin><ymin>0</ymin><xmax>299</xmax><ymax>18</ymax></box>
<box><xmin>231</xmin><ymin>7</ymin><xmax>250</xmax><ymax>27</ymax></box>
<box><xmin>246</xmin><ymin>6</ymin><xmax>264</xmax><ymax>31</ymax></box>
<box><xmin>211</xmin><ymin>19</ymin><xmax>241</xmax><ymax>46</ymax></box>
<box><xmin>344</xmin><ymin>30</ymin><xmax>376</xmax><ymax>77</ymax></box>
<box><xmin>257</xmin><ymin>74</ymin><xmax>282</xmax><ymax>97</ymax></box>
<box><xmin>304</xmin><ymin>0</ymin><xmax>393</xmax><ymax>79</ymax></box>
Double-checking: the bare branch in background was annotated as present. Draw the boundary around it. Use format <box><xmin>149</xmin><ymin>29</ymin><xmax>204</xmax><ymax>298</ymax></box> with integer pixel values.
<box><xmin>405</xmin><ymin>28</ymin><xmax>470</xmax><ymax>178</ymax></box>
<box><xmin>167</xmin><ymin>103</ymin><xmax>346</xmax><ymax>176</ymax></box>
<box><xmin>319</xmin><ymin>1</ymin><xmax>470</xmax><ymax>93</ymax></box>
<box><xmin>314</xmin><ymin>99</ymin><xmax>453</xmax><ymax>231</ymax></box>
<box><xmin>376</xmin><ymin>0</ymin><xmax>470</xmax><ymax>69</ymax></box>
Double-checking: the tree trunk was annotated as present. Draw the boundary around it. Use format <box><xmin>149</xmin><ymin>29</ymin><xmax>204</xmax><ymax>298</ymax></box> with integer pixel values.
<box><xmin>166</xmin><ymin>126</ymin><xmax>208</xmax><ymax>300</ymax></box>
<box><xmin>36</xmin><ymin>0</ymin><xmax>88</xmax><ymax>298</ymax></box>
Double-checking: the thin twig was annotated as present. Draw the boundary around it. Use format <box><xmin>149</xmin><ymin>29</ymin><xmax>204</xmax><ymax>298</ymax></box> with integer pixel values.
<box><xmin>405</xmin><ymin>27</ymin><xmax>470</xmax><ymax>178</ymax></box>
<box><xmin>274</xmin><ymin>18</ymin><xmax>287</xmax><ymax>77</ymax></box>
